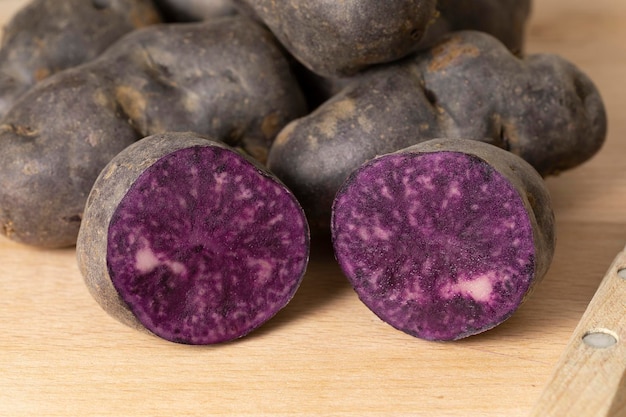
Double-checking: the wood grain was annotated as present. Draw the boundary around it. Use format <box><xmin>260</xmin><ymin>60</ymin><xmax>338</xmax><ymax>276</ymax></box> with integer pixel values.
<box><xmin>530</xmin><ymin>246</ymin><xmax>626</xmax><ymax>416</ymax></box>
<box><xmin>0</xmin><ymin>1</ymin><xmax>625</xmax><ymax>416</ymax></box>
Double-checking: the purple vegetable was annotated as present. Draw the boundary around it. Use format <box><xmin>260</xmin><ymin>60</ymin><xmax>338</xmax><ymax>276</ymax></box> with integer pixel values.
<box><xmin>331</xmin><ymin>139</ymin><xmax>555</xmax><ymax>341</ymax></box>
<box><xmin>76</xmin><ymin>132</ymin><xmax>309</xmax><ymax>344</ymax></box>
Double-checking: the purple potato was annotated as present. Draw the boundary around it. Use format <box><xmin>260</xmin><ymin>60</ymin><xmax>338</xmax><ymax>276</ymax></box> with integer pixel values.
<box><xmin>0</xmin><ymin>69</ymin><xmax>142</xmax><ymax>248</ymax></box>
<box><xmin>268</xmin><ymin>31</ymin><xmax>606</xmax><ymax>236</ymax></box>
<box><xmin>233</xmin><ymin>0</ymin><xmax>438</xmax><ymax>77</ymax></box>
<box><xmin>240</xmin><ymin>0</ymin><xmax>531</xmax><ymax>111</ymax></box>
<box><xmin>331</xmin><ymin>139</ymin><xmax>555</xmax><ymax>341</ymax></box>
<box><xmin>0</xmin><ymin>15</ymin><xmax>306</xmax><ymax>248</ymax></box>
<box><xmin>0</xmin><ymin>0</ymin><xmax>162</xmax><ymax>119</ymax></box>
<box><xmin>76</xmin><ymin>132</ymin><xmax>310</xmax><ymax>344</ymax></box>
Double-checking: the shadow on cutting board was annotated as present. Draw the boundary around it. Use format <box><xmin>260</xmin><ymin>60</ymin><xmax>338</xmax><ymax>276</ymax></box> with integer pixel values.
<box><xmin>246</xmin><ymin>234</ymin><xmax>353</xmax><ymax>339</ymax></box>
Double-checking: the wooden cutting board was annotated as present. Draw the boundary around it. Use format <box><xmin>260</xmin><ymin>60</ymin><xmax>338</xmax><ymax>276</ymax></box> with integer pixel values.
<box><xmin>530</xmin><ymin>246</ymin><xmax>626</xmax><ymax>416</ymax></box>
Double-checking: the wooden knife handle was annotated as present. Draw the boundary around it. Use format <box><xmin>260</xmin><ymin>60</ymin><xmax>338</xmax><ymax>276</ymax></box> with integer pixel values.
<box><xmin>529</xmin><ymin>246</ymin><xmax>626</xmax><ymax>416</ymax></box>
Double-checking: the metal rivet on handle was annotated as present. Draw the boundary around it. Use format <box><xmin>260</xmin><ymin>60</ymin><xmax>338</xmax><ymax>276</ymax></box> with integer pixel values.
<box><xmin>580</xmin><ymin>268</ymin><xmax>625</xmax><ymax>349</ymax></box>
<box><xmin>582</xmin><ymin>329</ymin><xmax>618</xmax><ymax>348</ymax></box>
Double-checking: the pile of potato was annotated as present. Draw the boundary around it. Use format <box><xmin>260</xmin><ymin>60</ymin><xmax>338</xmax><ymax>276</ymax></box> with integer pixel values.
<box><xmin>0</xmin><ymin>0</ymin><xmax>607</xmax><ymax>344</ymax></box>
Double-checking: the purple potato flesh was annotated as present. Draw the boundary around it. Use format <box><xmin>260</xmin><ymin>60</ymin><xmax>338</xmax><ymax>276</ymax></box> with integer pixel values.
<box><xmin>331</xmin><ymin>140</ymin><xmax>554</xmax><ymax>341</ymax></box>
<box><xmin>77</xmin><ymin>132</ymin><xmax>309</xmax><ymax>344</ymax></box>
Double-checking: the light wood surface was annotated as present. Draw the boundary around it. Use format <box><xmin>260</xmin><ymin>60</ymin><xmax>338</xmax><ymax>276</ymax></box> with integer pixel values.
<box><xmin>530</xmin><ymin>246</ymin><xmax>626</xmax><ymax>416</ymax></box>
<box><xmin>1</xmin><ymin>1</ymin><xmax>625</xmax><ymax>416</ymax></box>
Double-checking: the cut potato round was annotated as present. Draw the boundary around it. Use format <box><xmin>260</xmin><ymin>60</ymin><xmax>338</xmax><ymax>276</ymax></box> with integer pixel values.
<box><xmin>77</xmin><ymin>132</ymin><xmax>310</xmax><ymax>344</ymax></box>
<box><xmin>331</xmin><ymin>139</ymin><xmax>555</xmax><ymax>340</ymax></box>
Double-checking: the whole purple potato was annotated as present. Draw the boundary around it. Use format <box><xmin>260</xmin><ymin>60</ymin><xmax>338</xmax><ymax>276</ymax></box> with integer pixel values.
<box><xmin>0</xmin><ymin>0</ymin><xmax>162</xmax><ymax>119</ymax></box>
<box><xmin>0</xmin><ymin>16</ymin><xmax>306</xmax><ymax>248</ymax></box>
<box><xmin>268</xmin><ymin>31</ymin><xmax>607</xmax><ymax>235</ymax></box>
<box><xmin>239</xmin><ymin>0</ymin><xmax>531</xmax><ymax>108</ymax></box>
<box><xmin>234</xmin><ymin>0</ymin><xmax>438</xmax><ymax>77</ymax></box>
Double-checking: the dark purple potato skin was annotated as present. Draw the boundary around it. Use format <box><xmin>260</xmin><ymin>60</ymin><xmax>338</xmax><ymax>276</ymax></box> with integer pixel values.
<box><xmin>234</xmin><ymin>0</ymin><xmax>438</xmax><ymax>77</ymax></box>
<box><xmin>0</xmin><ymin>69</ymin><xmax>142</xmax><ymax>247</ymax></box>
<box><xmin>0</xmin><ymin>0</ymin><xmax>161</xmax><ymax>119</ymax></box>
<box><xmin>249</xmin><ymin>0</ymin><xmax>531</xmax><ymax>110</ymax></box>
<box><xmin>0</xmin><ymin>16</ymin><xmax>306</xmax><ymax>248</ymax></box>
<box><xmin>76</xmin><ymin>132</ymin><xmax>310</xmax><ymax>345</ymax></box>
<box><xmin>331</xmin><ymin>139</ymin><xmax>555</xmax><ymax>341</ymax></box>
<box><xmin>268</xmin><ymin>30</ymin><xmax>606</xmax><ymax>235</ymax></box>
<box><xmin>96</xmin><ymin>17</ymin><xmax>307</xmax><ymax>162</ymax></box>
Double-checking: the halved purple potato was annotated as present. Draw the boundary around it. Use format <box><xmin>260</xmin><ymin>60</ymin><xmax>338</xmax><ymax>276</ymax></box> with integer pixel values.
<box><xmin>331</xmin><ymin>139</ymin><xmax>555</xmax><ymax>341</ymax></box>
<box><xmin>76</xmin><ymin>132</ymin><xmax>310</xmax><ymax>344</ymax></box>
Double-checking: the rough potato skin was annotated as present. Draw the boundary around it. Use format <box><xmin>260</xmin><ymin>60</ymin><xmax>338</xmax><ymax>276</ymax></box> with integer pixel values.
<box><xmin>0</xmin><ymin>69</ymin><xmax>141</xmax><ymax>248</ymax></box>
<box><xmin>153</xmin><ymin>0</ymin><xmax>236</xmax><ymax>21</ymax></box>
<box><xmin>290</xmin><ymin>0</ymin><xmax>532</xmax><ymax>110</ymax></box>
<box><xmin>97</xmin><ymin>17</ymin><xmax>307</xmax><ymax>161</ymax></box>
<box><xmin>0</xmin><ymin>0</ymin><xmax>162</xmax><ymax>119</ymax></box>
<box><xmin>268</xmin><ymin>31</ymin><xmax>606</xmax><ymax>235</ymax></box>
<box><xmin>415</xmin><ymin>32</ymin><xmax>606</xmax><ymax>175</ymax></box>
<box><xmin>0</xmin><ymin>16</ymin><xmax>306</xmax><ymax>248</ymax></box>
<box><xmin>235</xmin><ymin>0</ymin><xmax>438</xmax><ymax>77</ymax></box>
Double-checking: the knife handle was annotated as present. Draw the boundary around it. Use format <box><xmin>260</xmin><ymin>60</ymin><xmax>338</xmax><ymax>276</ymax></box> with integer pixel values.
<box><xmin>529</xmin><ymin>246</ymin><xmax>626</xmax><ymax>416</ymax></box>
